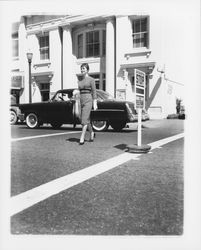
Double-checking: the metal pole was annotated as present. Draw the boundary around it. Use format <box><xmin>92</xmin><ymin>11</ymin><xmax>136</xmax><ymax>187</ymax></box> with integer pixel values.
<box><xmin>28</xmin><ymin>61</ymin><xmax>32</xmax><ymax>103</ymax></box>
<box><xmin>137</xmin><ymin>108</ymin><xmax>142</xmax><ymax>146</ymax></box>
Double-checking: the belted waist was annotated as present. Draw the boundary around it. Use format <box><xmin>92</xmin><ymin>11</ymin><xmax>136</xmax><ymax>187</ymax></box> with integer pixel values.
<box><xmin>80</xmin><ymin>89</ymin><xmax>91</xmax><ymax>94</ymax></box>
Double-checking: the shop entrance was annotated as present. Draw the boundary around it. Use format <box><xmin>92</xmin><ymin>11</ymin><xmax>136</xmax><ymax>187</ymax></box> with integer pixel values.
<box><xmin>40</xmin><ymin>83</ymin><xmax>50</xmax><ymax>101</ymax></box>
<box><xmin>10</xmin><ymin>89</ymin><xmax>21</xmax><ymax>104</ymax></box>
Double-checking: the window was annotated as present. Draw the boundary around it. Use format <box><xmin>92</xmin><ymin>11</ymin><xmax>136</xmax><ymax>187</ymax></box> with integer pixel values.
<box><xmin>132</xmin><ymin>17</ymin><xmax>149</xmax><ymax>48</ymax></box>
<box><xmin>102</xmin><ymin>30</ymin><xmax>106</xmax><ymax>56</ymax></box>
<box><xmin>86</xmin><ymin>31</ymin><xmax>100</xmax><ymax>57</ymax></box>
<box><xmin>39</xmin><ymin>33</ymin><xmax>49</xmax><ymax>60</ymax></box>
<box><xmin>77</xmin><ymin>29</ymin><xmax>105</xmax><ymax>58</ymax></box>
<box><xmin>40</xmin><ymin>83</ymin><xmax>50</xmax><ymax>101</ymax></box>
<box><xmin>78</xmin><ymin>34</ymin><xmax>83</xmax><ymax>58</ymax></box>
<box><xmin>102</xmin><ymin>73</ymin><xmax>106</xmax><ymax>91</ymax></box>
<box><xmin>12</xmin><ymin>33</ymin><xmax>19</xmax><ymax>58</ymax></box>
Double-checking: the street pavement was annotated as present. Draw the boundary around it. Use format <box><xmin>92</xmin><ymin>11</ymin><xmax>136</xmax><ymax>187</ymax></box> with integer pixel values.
<box><xmin>10</xmin><ymin>119</ymin><xmax>184</xmax><ymax>235</ymax></box>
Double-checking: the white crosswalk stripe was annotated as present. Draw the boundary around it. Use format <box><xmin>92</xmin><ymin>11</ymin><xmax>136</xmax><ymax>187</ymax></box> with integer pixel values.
<box><xmin>10</xmin><ymin>133</ymin><xmax>184</xmax><ymax>216</ymax></box>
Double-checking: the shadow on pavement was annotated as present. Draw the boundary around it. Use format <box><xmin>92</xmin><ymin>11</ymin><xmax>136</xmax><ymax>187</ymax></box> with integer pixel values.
<box><xmin>66</xmin><ymin>137</ymin><xmax>80</xmax><ymax>143</ymax></box>
<box><xmin>18</xmin><ymin>126</ymin><xmax>82</xmax><ymax>131</ymax></box>
<box><xmin>114</xmin><ymin>143</ymin><xmax>128</xmax><ymax>151</ymax></box>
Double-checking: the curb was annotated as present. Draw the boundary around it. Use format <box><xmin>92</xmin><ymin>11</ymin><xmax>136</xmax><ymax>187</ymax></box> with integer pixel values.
<box><xmin>126</xmin><ymin>144</ymin><xmax>151</xmax><ymax>154</ymax></box>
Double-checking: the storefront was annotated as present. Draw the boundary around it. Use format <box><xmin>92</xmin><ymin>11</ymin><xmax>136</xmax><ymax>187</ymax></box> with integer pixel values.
<box><xmin>12</xmin><ymin>14</ymin><xmax>184</xmax><ymax>119</ymax></box>
<box><xmin>11</xmin><ymin>72</ymin><xmax>24</xmax><ymax>104</ymax></box>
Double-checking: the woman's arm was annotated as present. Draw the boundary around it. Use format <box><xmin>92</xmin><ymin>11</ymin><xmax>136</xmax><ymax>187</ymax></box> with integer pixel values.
<box><xmin>91</xmin><ymin>78</ymin><xmax>98</xmax><ymax>110</ymax></box>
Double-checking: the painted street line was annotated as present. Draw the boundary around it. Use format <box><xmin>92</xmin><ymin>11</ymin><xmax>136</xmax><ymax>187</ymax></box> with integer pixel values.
<box><xmin>10</xmin><ymin>152</ymin><xmax>137</xmax><ymax>216</ymax></box>
<box><xmin>11</xmin><ymin>131</ymin><xmax>81</xmax><ymax>142</ymax></box>
<box><xmin>10</xmin><ymin>133</ymin><xmax>184</xmax><ymax>216</ymax></box>
<box><xmin>148</xmin><ymin>133</ymin><xmax>184</xmax><ymax>149</ymax></box>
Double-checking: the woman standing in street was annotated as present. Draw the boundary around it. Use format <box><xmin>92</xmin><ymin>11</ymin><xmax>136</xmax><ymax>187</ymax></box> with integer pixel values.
<box><xmin>78</xmin><ymin>63</ymin><xmax>97</xmax><ymax>145</ymax></box>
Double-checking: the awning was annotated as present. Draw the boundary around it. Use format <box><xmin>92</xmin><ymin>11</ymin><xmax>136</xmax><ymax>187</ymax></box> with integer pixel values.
<box><xmin>120</xmin><ymin>61</ymin><xmax>156</xmax><ymax>74</ymax></box>
<box><xmin>32</xmin><ymin>71</ymin><xmax>53</xmax><ymax>83</ymax></box>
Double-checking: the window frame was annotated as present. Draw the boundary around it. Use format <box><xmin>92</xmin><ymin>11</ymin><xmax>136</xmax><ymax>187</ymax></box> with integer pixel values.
<box><xmin>131</xmin><ymin>16</ymin><xmax>150</xmax><ymax>49</ymax></box>
<box><xmin>86</xmin><ymin>30</ymin><xmax>100</xmax><ymax>57</ymax></box>
<box><xmin>38</xmin><ymin>32</ymin><xmax>50</xmax><ymax>60</ymax></box>
<box><xmin>12</xmin><ymin>32</ymin><xmax>19</xmax><ymax>58</ymax></box>
<box><xmin>77</xmin><ymin>33</ymin><xmax>83</xmax><ymax>59</ymax></box>
<box><xmin>76</xmin><ymin>28</ymin><xmax>106</xmax><ymax>59</ymax></box>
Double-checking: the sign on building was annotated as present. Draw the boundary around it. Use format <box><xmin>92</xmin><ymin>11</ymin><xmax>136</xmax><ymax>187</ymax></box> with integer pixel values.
<box><xmin>134</xmin><ymin>69</ymin><xmax>146</xmax><ymax>109</ymax></box>
<box><xmin>11</xmin><ymin>74</ymin><xmax>24</xmax><ymax>89</ymax></box>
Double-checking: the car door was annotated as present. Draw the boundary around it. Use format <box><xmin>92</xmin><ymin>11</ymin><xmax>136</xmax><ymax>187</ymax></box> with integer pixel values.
<box><xmin>43</xmin><ymin>98</ymin><xmax>74</xmax><ymax>124</ymax></box>
<box><xmin>91</xmin><ymin>101</ymin><xmax>125</xmax><ymax>121</ymax></box>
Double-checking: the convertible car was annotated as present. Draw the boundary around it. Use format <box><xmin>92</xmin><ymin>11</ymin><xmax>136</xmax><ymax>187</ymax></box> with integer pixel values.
<box><xmin>18</xmin><ymin>89</ymin><xmax>137</xmax><ymax>132</ymax></box>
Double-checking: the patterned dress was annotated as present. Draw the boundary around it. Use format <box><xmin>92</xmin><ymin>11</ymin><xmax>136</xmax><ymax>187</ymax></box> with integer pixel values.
<box><xmin>78</xmin><ymin>76</ymin><xmax>97</xmax><ymax>125</ymax></box>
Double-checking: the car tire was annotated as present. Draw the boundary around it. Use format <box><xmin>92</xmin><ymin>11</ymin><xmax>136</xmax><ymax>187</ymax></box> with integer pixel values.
<box><xmin>110</xmin><ymin>121</ymin><xmax>126</xmax><ymax>132</ymax></box>
<box><xmin>50</xmin><ymin>122</ymin><xmax>63</xmax><ymax>129</ymax></box>
<box><xmin>26</xmin><ymin>113</ymin><xmax>40</xmax><ymax>129</ymax></box>
<box><xmin>10</xmin><ymin>110</ymin><xmax>18</xmax><ymax>125</ymax></box>
<box><xmin>91</xmin><ymin>120</ymin><xmax>109</xmax><ymax>132</ymax></box>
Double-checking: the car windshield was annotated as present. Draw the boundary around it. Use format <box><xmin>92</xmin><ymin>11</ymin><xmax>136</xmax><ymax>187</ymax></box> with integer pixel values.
<box><xmin>51</xmin><ymin>89</ymin><xmax>114</xmax><ymax>102</ymax></box>
<box><xmin>97</xmin><ymin>90</ymin><xmax>114</xmax><ymax>101</ymax></box>
<box><xmin>52</xmin><ymin>91</ymin><xmax>73</xmax><ymax>102</ymax></box>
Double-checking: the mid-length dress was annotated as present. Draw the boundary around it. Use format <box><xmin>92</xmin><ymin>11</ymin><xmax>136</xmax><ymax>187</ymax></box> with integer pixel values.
<box><xmin>78</xmin><ymin>76</ymin><xmax>97</xmax><ymax>125</ymax></box>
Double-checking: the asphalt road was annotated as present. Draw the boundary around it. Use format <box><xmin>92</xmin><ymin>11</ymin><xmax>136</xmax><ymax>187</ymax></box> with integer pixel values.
<box><xmin>10</xmin><ymin>119</ymin><xmax>184</xmax><ymax>235</ymax></box>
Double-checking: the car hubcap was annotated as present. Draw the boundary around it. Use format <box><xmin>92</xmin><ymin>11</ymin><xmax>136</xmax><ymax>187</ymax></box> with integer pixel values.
<box><xmin>29</xmin><ymin>115</ymin><xmax>36</xmax><ymax>125</ymax></box>
<box><xmin>92</xmin><ymin>121</ymin><xmax>107</xmax><ymax>131</ymax></box>
<box><xmin>26</xmin><ymin>114</ymin><xmax>38</xmax><ymax>128</ymax></box>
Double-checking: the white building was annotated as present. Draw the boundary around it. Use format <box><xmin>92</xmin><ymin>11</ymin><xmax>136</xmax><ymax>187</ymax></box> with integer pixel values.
<box><xmin>11</xmin><ymin>14</ymin><xmax>184</xmax><ymax>119</ymax></box>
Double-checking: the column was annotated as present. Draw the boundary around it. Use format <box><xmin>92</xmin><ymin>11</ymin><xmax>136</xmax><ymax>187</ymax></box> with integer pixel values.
<box><xmin>106</xmin><ymin>17</ymin><xmax>115</xmax><ymax>96</ymax></box>
<box><xmin>18</xmin><ymin>17</ymin><xmax>28</xmax><ymax>103</ymax></box>
<box><xmin>62</xmin><ymin>24</ymin><xmax>77</xmax><ymax>89</ymax></box>
<box><xmin>49</xmin><ymin>29</ymin><xmax>62</xmax><ymax>94</ymax></box>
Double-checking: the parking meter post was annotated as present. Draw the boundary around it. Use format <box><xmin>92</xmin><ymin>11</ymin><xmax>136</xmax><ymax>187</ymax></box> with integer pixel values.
<box><xmin>137</xmin><ymin>108</ymin><xmax>142</xmax><ymax>146</ymax></box>
<box><xmin>126</xmin><ymin>68</ymin><xmax>151</xmax><ymax>154</ymax></box>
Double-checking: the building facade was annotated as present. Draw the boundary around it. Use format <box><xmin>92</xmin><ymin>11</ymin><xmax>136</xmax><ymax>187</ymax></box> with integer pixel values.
<box><xmin>11</xmin><ymin>14</ymin><xmax>184</xmax><ymax>119</ymax></box>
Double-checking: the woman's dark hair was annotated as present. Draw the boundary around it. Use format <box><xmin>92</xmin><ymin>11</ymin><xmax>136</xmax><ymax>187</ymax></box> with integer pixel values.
<box><xmin>80</xmin><ymin>63</ymin><xmax>89</xmax><ymax>71</ymax></box>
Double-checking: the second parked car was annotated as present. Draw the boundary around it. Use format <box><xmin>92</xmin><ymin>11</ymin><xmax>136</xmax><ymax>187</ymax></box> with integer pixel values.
<box><xmin>18</xmin><ymin>89</ymin><xmax>137</xmax><ymax>132</ymax></box>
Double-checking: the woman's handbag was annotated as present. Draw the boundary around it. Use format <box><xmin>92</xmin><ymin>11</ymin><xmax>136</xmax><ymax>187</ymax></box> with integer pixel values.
<box><xmin>72</xmin><ymin>90</ymin><xmax>81</xmax><ymax>126</ymax></box>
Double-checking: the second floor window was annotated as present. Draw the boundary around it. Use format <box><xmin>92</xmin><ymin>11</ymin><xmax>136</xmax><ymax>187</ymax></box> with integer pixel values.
<box><xmin>132</xmin><ymin>17</ymin><xmax>149</xmax><ymax>48</ymax></box>
<box><xmin>76</xmin><ymin>29</ymin><xmax>105</xmax><ymax>58</ymax></box>
<box><xmin>12</xmin><ymin>33</ymin><xmax>19</xmax><ymax>58</ymax></box>
<box><xmin>78</xmin><ymin>34</ymin><xmax>83</xmax><ymax>59</ymax></box>
<box><xmin>39</xmin><ymin>33</ymin><xmax>49</xmax><ymax>60</ymax></box>
<box><xmin>86</xmin><ymin>31</ymin><xmax>100</xmax><ymax>57</ymax></box>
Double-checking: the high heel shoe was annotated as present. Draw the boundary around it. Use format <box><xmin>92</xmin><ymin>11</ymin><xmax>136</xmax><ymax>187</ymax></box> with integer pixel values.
<box><xmin>89</xmin><ymin>132</ymin><xmax>96</xmax><ymax>142</ymax></box>
<box><xmin>79</xmin><ymin>139</ymin><xmax>85</xmax><ymax>145</ymax></box>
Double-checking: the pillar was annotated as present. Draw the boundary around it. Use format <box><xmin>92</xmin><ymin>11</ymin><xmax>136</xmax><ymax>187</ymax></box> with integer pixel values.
<box><xmin>49</xmin><ymin>29</ymin><xmax>62</xmax><ymax>94</ymax></box>
<box><xmin>106</xmin><ymin>17</ymin><xmax>115</xmax><ymax>96</ymax></box>
<box><xmin>18</xmin><ymin>16</ymin><xmax>28</xmax><ymax>103</ymax></box>
<box><xmin>62</xmin><ymin>24</ymin><xmax>77</xmax><ymax>89</ymax></box>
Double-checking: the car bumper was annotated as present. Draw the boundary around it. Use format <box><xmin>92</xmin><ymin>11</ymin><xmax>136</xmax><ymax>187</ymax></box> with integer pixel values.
<box><xmin>128</xmin><ymin>114</ymin><xmax>138</xmax><ymax>122</ymax></box>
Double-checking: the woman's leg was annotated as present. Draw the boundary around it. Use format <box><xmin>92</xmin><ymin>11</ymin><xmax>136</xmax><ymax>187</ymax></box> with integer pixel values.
<box><xmin>88</xmin><ymin>122</ymin><xmax>95</xmax><ymax>141</ymax></box>
<box><xmin>80</xmin><ymin>124</ymin><xmax>87</xmax><ymax>144</ymax></box>
<box><xmin>87</xmin><ymin>122</ymin><xmax>93</xmax><ymax>134</ymax></box>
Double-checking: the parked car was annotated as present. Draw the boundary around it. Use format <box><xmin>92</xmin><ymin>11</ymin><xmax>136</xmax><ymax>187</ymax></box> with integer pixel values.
<box><xmin>178</xmin><ymin>105</ymin><xmax>185</xmax><ymax>119</ymax></box>
<box><xmin>134</xmin><ymin>109</ymin><xmax>150</xmax><ymax>121</ymax></box>
<box><xmin>10</xmin><ymin>106</ymin><xmax>22</xmax><ymax>125</ymax></box>
<box><xmin>142</xmin><ymin>109</ymin><xmax>150</xmax><ymax>121</ymax></box>
<box><xmin>18</xmin><ymin>89</ymin><xmax>137</xmax><ymax>132</ymax></box>
<box><xmin>10</xmin><ymin>95</ymin><xmax>24</xmax><ymax>125</ymax></box>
